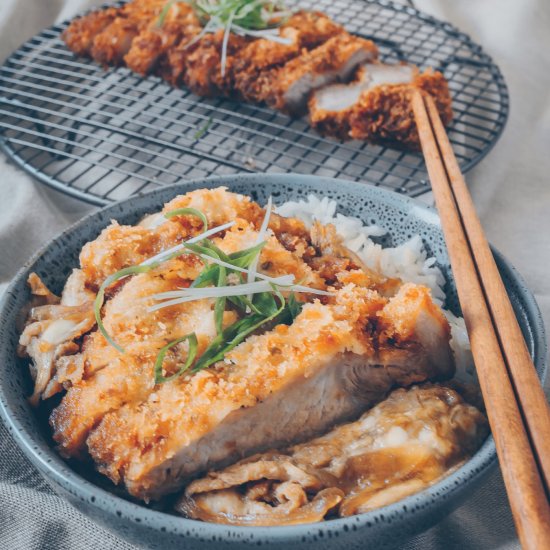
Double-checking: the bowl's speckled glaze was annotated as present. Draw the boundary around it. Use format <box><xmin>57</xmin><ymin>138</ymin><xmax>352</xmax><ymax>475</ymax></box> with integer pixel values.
<box><xmin>0</xmin><ymin>174</ymin><xmax>546</xmax><ymax>549</ymax></box>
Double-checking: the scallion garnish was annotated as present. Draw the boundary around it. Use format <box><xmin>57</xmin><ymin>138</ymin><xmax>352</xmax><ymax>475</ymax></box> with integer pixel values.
<box><xmin>96</xmin><ymin>211</ymin><xmax>226</xmax><ymax>351</ymax></box>
<box><xmin>164</xmin><ymin>207</ymin><xmax>208</xmax><ymax>231</ymax></box>
<box><xmin>247</xmin><ymin>195</ymin><xmax>272</xmax><ymax>306</ymax></box>
<box><xmin>193</xmin><ymin>117</ymin><xmax>214</xmax><ymax>141</ymax></box>
<box><xmin>157</xmin><ymin>0</ymin><xmax>177</xmax><ymax>27</ymax></box>
<box><xmin>154</xmin><ymin>332</ymin><xmax>198</xmax><ymax>383</ymax></box>
<box><xmin>158</xmin><ymin>1</ymin><xmax>292</xmax><ymax>76</ymax></box>
<box><xmin>94</xmin><ymin>264</ymin><xmax>161</xmax><ymax>353</ymax></box>
<box><xmin>191</xmin><ymin>287</ymin><xmax>286</xmax><ymax>372</ymax></box>
<box><xmin>141</xmin><ymin>221</ymin><xmax>234</xmax><ymax>267</ymax></box>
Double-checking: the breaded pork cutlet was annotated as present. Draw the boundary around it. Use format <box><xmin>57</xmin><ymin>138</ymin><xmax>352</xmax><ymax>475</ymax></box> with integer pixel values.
<box><xmin>82</xmin><ymin>281</ymin><xmax>453</xmax><ymax>501</ymax></box>
<box><xmin>349</xmin><ymin>66</ymin><xmax>452</xmax><ymax>147</ymax></box>
<box><xmin>308</xmin><ymin>63</ymin><xmax>453</xmax><ymax>146</ymax></box>
<box><xmin>124</xmin><ymin>2</ymin><xmax>202</xmax><ymax>76</ymax></box>
<box><xmin>181</xmin><ymin>31</ymin><xmax>252</xmax><ymax>97</ymax></box>
<box><xmin>62</xmin><ymin>7</ymin><xmax>119</xmax><ymax>57</ymax></box>
<box><xmin>19</xmin><ymin>188</ymin><xmax>455</xmax><ymax>501</ymax></box>
<box><xmin>233</xmin><ymin>11</ymin><xmax>344</xmax><ymax>103</ymax></box>
<box><xmin>90</xmin><ymin>0</ymin><xmax>167</xmax><ymax>66</ymax></box>
<box><xmin>263</xmin><ymin>34</ymin><xmax>379</xmax><ymax>116</ymax></box>
<box><xmin>166</xmin><ymin>10</ymin><xmax>342</xmax><ymax>96</ymax></box>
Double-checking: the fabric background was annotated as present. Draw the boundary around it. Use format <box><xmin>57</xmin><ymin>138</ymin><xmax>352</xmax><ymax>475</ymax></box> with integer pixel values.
<box><xmin>1</xmin><ymin>1</ymin><xmax>549</xmax><ymax>548</ymax></box>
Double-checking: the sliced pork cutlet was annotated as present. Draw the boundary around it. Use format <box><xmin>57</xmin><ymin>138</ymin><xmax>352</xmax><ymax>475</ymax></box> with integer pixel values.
<box><xmin>49</xmin><ymin>217</ymin><xmax>327</xmax><ymax>459</ymax></box>
<box><xmin>180</xmin><ymin>31</ymin><xmax>252</xmax><ymax>97</ymax></box>
<box><xmin>165</xmin><ymin>10</ymin><xmax>341</xmax><ymax>94</ymax></box>
<box><xmin>263</xmin><ymin>34</ymin><xmax>379</xmax><ymax>116</ymax></box>
<box><xmin>62</xmin><ymin>7</ymin><xmax>120</xmax><ymax>57</ymax></box>
<box><xmin>233</xmin><ymin>11</ymin><xmax>344</xmax><ymax>103</ymax></box>
<box><xmin>347</xmin><ymin>65</ymin><xmax>453</xmax><ymax>148</ymax></box>
<box><xmin>124</xmin><ymin>2</ymin><xmax>202</xmax><ymax>76</ymax></box>
<box><xmin>90</xmin><ymin>0</ymin><xmax>167</xmax><ymax>66</ymax></box>
<box><xmin>178</xmin><ymin>384</ymin><xmax>488</xmax><ymax>525</ymax></box>
<box><xmin>307</xmin><ymin>62</ymin><xmax>416</xmax><ymax>139</ymax></box>
<box><xmin>84</xmin><ymin>281</ymin><xmax>453</xmax><ymax>501</ymax></box>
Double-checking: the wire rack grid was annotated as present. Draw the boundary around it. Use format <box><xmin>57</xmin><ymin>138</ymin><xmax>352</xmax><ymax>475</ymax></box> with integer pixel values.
<box><xmin>0</xmin><ymin>0</ymin><xmax>509</xmax><ymax>205</ymax></box>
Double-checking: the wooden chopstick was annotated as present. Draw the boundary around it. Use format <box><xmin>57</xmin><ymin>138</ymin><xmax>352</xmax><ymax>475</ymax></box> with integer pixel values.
<box><xmin>422</xmin><ymin>94</ymin><xmax>550</xmax><ymax>489</ymax></box>
<box><xmin>411</xmin><ymin>90</ymin><xmax>550</xmax><ymax>550</ymax></box>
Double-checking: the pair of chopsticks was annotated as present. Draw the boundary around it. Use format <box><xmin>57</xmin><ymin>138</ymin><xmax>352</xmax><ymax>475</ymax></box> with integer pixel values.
<box><xmin>411</xmin><ymin>91</ymin><xmax>550</xmax><ymax>549</ymax></box>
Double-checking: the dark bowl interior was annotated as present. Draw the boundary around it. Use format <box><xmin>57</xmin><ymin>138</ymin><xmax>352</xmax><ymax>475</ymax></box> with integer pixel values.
<box><xmin>0</xmin><ymin>174</ymin><xmax>546</xmax><ymax>549</ymax></box>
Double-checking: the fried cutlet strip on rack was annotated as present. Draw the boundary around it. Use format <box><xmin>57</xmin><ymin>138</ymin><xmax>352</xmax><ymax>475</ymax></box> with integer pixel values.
<box><xmin>62</xmin><ymin>7</ymin><xmax>119</xmax><ymax>57</ymax></box>
<box><xmin>89</xmin><ymin>0</ymin><xmax>167</xmax><ymax>66</ymax></box>
<box><xmin>233</xmin><ymin>11</ymin><xmax>345</xmax><ymax>102</ymax></box>
<box><xmin>181</xmin><ymin>31</ymin><xmax>252</xmax><ymax>97</ymax></box>
<box><xmin>308</xmin><ymin>63</ymin><xmax>453</xmax><ymax>145</ymax></box>
<box><xmin>260</xmin><ymin>34</ymin><xmax>378</xmax><ymax>116</ymax></box>
<box><xmin>124</xmin><ymin>2</ymin><xmax>202</xmax><ymax>76</ymax></box>
<box><xmin>164</xmin><ymin>10</ymin><xmax>342</xmax><ymax>94</ymax></box>
<box><xmin>348</xmin><ymin>66</ymin><xmax>452</xmax><ymax>147</ymax></box>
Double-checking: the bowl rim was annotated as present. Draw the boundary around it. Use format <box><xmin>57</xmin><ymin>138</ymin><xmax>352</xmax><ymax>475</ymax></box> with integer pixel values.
<box><xmin>0</xmin><ymin>173</ymin><xmax>547</xmax><ymax>541</ymax></box>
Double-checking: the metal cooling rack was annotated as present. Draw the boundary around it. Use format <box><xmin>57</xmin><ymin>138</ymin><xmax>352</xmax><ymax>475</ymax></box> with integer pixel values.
<box><xmin>0</xmin><ymin>0</ymin><xmax>508</xmax><ymax>205</ymax></box>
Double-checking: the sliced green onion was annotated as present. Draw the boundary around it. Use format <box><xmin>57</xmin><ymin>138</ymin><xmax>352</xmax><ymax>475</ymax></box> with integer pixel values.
<box><xmin>220</xmin><ymin>9</ymin><xmax>236</xmax><ymax>77</ymax></box>
<box><xmin>94</xmin><ymin>264</ymin><xmax>160</xmax><ymax>353</ymax></box>
<box><xmin>205</xmin><ymin>245</ymin><xmax>227</xmax><ymax>335</ymax></box>
<box><xmin>190</xmin><ymin>242</ymin><xmax>265</xmax><ymax>289</ymax></box>
<box><xmin>181</xmin><ymin>0</ymin><xmax>292</xmax><ymax>75</ymax></box>
<box><xmin>164</xmin><ymin>207</ymin><xmax>208</xmax><ymax>232</ymax></box>
<box><xmin>193</xmin><ymin>117</ymin><xmax>214</xmax><ymax>140</ymax></box>
<box><xmin>214</xmin><ymin>267</ymin><xmax>227</xmax><ymax>333</ymax></box>
<box><xmin>154</xmin><ymin>332</ymin><xmax>198</xmax><ymax>384</ymax></box>
<box><xmin>192</xmin><ymin>287</ymin><xmax>286</xmax><ymax>372</ymax></box>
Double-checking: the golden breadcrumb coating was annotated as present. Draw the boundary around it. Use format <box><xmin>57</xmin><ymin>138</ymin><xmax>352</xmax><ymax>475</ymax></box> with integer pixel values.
<box><xmin>233</xmin><ymin>11</ymin><xmax>345</xmax><ymax>103</ymax></box>
<box><xmin>348</xmin><ymin>69</ymin><xmax>453</xmax><ymax>148</ymax></box>
<box><xmin>262</xmin><ymin>34</ymin><xmax>378</xmax><ymax>115</ymax></box>
<box><xmin>62</xmin><ymin>8</ymin><xmax>119</xmax><ymax>57</ymax></box>
<box><xmin>124</xmin><ymin>2</ymin><xmax>201</xmax><ymax>76</ymax></box>
<box><xmin>90</xmin><ymin>0</ymin><xmax>167</xmax><ymax>66</ymax></box>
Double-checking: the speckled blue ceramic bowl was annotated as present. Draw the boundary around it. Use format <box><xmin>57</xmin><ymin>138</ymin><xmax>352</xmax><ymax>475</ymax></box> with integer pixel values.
<box><xmin>0</xmin><ymin>174</ymin><xmax>546</xmax><ymax>549</ymax></box>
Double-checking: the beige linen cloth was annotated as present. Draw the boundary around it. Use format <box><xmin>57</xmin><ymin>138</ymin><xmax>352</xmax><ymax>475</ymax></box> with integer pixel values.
<box><xmin>0</xmin><ymin>1</ymin><xmax>548</xmax><ymax>548</ymax></box>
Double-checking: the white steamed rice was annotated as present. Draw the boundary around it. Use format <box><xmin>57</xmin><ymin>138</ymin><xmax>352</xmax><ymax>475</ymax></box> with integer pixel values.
<box><xmin>277</xmin><ymin>194</ymin><xmax>475</xmax><ymax>381</ymax></box>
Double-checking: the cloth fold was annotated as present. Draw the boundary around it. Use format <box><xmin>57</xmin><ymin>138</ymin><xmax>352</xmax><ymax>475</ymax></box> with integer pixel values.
<box><xmin>1</xmin><ymin>1</ymin><xmax>549</xmax><ymax>548</ymax></box>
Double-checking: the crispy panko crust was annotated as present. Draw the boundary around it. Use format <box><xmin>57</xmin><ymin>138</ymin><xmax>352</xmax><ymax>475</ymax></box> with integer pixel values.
<box><xmin>62</xmin><ymin>2</ymin><xmax>454</xmax><ymax>149</ymax></box>
<box><xmin>89</xmin><ymin>0</ymin><xmax>167</xmax><ymax>66</ymax></box>
<box><xmin>307</xmin><ymin>65</ymin><xmax>369</xmax><ymax>140</ymax></box>
<box><xmin>309</xmin><ymin>64</ymin><xmax>453</xmax><ymax>145</ymax></box>
<box><xmin>348</xmin><ymin>69</ymin><xmax>453</xmax><ymax>148</ymax></box>
<box><xmin>62</xmin><ymin>8</ymin><xmax>119</xmax><ymax>57</ymax></box>
<box><xmin>233</xmin><ymin>11</ymin><xmax>344</xmax><ymax>103</ymax></box>
<box><xmin>262</xmin><ymin>34</ymin><xmax>378</xmax><ymax>115</ymax></box>
<box><xmin>20</xmin><ymin>188</ymin><xmax>454</xmax><ymax>501</ymax></box>
<box><xmin>124</xmin><ymin>3</ymin><xmax>201</xmax><ymax>76</ymax></box>
<box><xmin>182</xmin><ymin>31</ymin><xmax>252</xmax><ymax>97</ymax></box>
